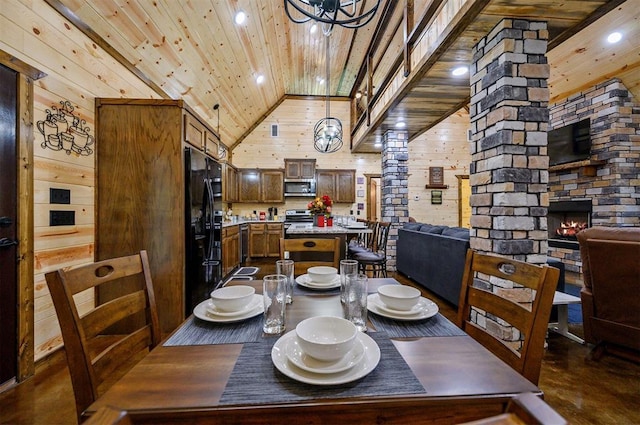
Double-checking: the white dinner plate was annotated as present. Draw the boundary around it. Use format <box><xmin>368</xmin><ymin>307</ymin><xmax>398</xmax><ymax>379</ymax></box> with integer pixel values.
<box><xmin>345</xmin><ymin>224</ymin><xmax>367</xmax><ymax>229</ymax></box>
<box><xmin>367</xmin><ymin>294</ymin><xmax>439</xmax><ymax>321</ymax></box>
<box><xmin>296</xmin><ymin>274</ymin><xmax>341</xmax><ymax>289</ymax></box>
<box><xmin>206</xmin><ymin>295</ymin><xmax>262</xmax><ymax>317</ymax></box>
<box><xmin>193</xmin><ymin>295</ymin><xmax>263</xmax><ymax>323</ymax></box>
<box><xmin>284</xmin><ymin>335</ymin><xmax>365</xmax><ymax>374</ymax></box>
<box><xmin>272</xmin><ymin>330</ymin><xmax>380</xmax><ymax>385</ymax></box>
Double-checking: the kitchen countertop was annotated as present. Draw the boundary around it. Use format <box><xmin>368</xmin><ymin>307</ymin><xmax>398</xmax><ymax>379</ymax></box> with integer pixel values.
<box><xmin>285</xmin><ymin>223</ymin><xmax>370</xmax><ymax>234</ymax></box>
<box><xmin>221</xmin><ymin>219</ymin><xmax>284</xmax><ymax>228</ymax></box>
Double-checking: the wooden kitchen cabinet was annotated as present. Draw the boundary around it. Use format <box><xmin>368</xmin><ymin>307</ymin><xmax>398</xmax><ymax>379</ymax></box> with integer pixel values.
<box><xmin>223</xmin><ymin>163</ymin><xmax>238</xmax><ymax>203</ymax></box>
<box><xmin>316</xmin><ymin>169</ymin><xmax>356</xmax><ymax>203</ymax></box>
<box><xmin>238</xmin><ymin>169</ymin><xmax>284</xmax><ymax>203</ymax></box>
<box><xmin>96</xmin><ymin>98</ymin><xmax>221</xmax><ymax>333</ymax></box>
<box><xmin>285</xmin><ymin>159</ymin><xmax>316</xmax><ymax>179</ymax></box>
<box><xmin>185</xmin><ymin>110</ymin><xmax>219</xmax><ymax>159</ymax></box>
<box><xmin>222</xmin><ymin>225</ymin><xmax>240</xmax><ymax>276</ymax></box>
<box><xmin>249</xmin><ymin>223</ymin><xmax>283</xmax><ymax>258</ymax></box>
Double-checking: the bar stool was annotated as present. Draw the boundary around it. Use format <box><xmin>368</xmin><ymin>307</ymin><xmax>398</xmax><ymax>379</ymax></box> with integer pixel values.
<box><xmin>352</xmin><ymin>221</ymin><xmax>390</xmax><ymax>277</ymax></box>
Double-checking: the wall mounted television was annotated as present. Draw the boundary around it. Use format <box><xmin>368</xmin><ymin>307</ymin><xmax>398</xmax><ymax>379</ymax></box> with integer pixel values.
<box><xmin>548</xmin><ymin>118</ymin><xmax>591</xmax><ymax>166</ymax></box>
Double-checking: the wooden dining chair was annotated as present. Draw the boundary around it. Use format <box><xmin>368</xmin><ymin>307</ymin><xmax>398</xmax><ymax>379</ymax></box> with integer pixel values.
<box><xmin>460</xmin><ymin>392</ymin><xmax>567</xmax><ymax>425</ymax></box>
<box><xmin>45</xmin><ymin>251</ymin><xmax>161</xmax><ymax>420</ymax></box>
<box><xmin>279</xmin><ymin>237</ymin><xmax>341</xmax><ymax>272</ymax></box>
<box><xmin>456</xmin><ymin>250</ymin><xmax>559</xmax><ymax>385</ymax></box>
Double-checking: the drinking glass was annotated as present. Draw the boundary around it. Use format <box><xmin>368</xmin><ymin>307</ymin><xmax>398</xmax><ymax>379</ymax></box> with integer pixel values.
<box><xmin>276</xmin><ymin>259</ymin><xmax>295</xmax><ymax>304</ymax></box>
<box><xmin>340</xmin><ymin>259</ymin><xmax>359</xmax><ymax>303</ymax></box>
<box><xmin>344</xmin><ymin>273</ymin><xmax>368</xmax><ymax>332</ymax></box>
<box><xmin>263</xmin><ymin>274</ymin><xmax>286</xmax><ymax>334</ymax></box>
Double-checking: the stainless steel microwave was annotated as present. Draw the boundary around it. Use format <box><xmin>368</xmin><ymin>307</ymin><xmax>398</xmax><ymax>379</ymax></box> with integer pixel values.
<box><xmin>284</xmin><ymin>179</ymin><xmax>316</xmax><ymax>197</ymax></box>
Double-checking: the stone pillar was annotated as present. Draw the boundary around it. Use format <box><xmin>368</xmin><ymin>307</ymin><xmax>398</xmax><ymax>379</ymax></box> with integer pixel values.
<box><xmin>469</xmin><ymin>18</ymin><xmax>550</xmax><ymax>265</ymax></box>
<box><xmin>380</xmin><ymin>130</ymin><xmax>410</xmax><ymax>271</ymax></box>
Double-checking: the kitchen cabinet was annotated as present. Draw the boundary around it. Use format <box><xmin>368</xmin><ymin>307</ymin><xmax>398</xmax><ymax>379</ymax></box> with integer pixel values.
<box><xmin>238</xmin><ymin>169</ymin><xmax>284</xmax><ymax>203</ymax></box>
<box><xmin>249</xmin><ymin>223</ymin><xmax>283</xmax><ymax>258</ymax></box>
<box><xmin>222</xmin><ymin>225</ymin><xmax>240</xmax><ymax>276</ymax></box>
<box><xmin>185</xmin><ymin>110</ymin><xmax>219</xmax><ymax>159</ymax></box>
<box><xmin>95</xmin><ymin>98</ymin><xmax>220</xmax><ymax>334</ymax></box>
<box><xmin>223</xmin><ymin>163</ymin><xmax>238</xmax><ymax>203</ymax></box>
<box><xmin>316</xmin><ymin>169</ymin><xmax>356</xmax><ymax>203</ymax></box>
<box><xmin>285</xmin><ymin>159</ymin><xmax>316</xmax><ymax>179</ymax></box>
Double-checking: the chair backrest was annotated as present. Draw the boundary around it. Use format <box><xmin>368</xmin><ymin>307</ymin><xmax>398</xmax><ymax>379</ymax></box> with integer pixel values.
<box><xmin>45</xmin><ymin>251</ymin><xmax>161</xmax><ymax>419</ymax></box>
<box><xmin>279</xmin><ymin>237</ymin><xmax>341</xmax><ymax>272</ymax></box>
<box><xmin>373</xmin><ymin>221</ymin><xmax>391</xmax><ymax>253</ymax></box>
<box><xmin>456</xmin><ymin>250</ymin><xmax>559</xmax><ymax>385</ymax></box>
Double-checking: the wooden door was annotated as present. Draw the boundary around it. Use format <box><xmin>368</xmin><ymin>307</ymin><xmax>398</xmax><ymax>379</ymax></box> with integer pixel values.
<box><xmin>249</xmin><ymin>223</ymin><xmax>266</xmax><ymax>257</ymax></box>
<box><xmin>335</xmin><ymin>170</ymin><xmax>355</xmax><ymax>202</ymax></box>
<box><xmin>261</xmin><ymin>170</ymin><xmax>284</xmax><ymax>203</ymax></box>
<box><xmin>316</xmin><ymin>170</ymin><xmax>336</xmax><ymax>199</ymax></box>
<box><xmin>238</xmin><ymin>169</ymin><xmax>260</xmax><ymax>202</ymax></box>
<box><xmin>0</xmin><ymin>64</ymin><xmax>18</xmax><ymax>385</ymax></box>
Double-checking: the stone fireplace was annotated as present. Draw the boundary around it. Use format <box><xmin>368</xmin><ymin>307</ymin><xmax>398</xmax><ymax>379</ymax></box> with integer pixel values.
<box><xmin>547</xmin><ymin>78</ymin><xmax>640</xmax><ymax>275</ymax></box>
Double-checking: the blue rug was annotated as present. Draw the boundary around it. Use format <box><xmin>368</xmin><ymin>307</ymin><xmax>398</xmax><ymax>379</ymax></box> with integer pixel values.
<box><xmin>564</xmin><ymin>284</ymin><xmax>582</xmax><ymax>324</ymax></box>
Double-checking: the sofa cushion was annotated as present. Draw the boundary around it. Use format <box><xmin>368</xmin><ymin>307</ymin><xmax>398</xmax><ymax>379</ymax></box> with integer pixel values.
<box><xmin>403</xmin><ymin>222</ymin><xmax>423</xmax><ymax>231</ymax></box>
<box><xmin>441</xmin><ymin>227</ymin><xmax>470</xmax><ymax>240</ymax></box>
<box><xmin>420</xmin><ymin>225</ymin><xmax>446</xmax><ymax>234</ymax></box>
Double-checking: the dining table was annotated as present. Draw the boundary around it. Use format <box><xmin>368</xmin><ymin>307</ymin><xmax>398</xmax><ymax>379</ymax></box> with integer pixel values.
<box><xmin>84</xmin><ymin>277</ymin><xmax>540</xmax><ymax>424</ymax></box>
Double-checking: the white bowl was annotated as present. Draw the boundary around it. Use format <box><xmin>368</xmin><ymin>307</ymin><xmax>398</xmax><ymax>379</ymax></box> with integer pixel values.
<box><xmin>210</xmin><ymin>285</ymin><xmax>255</xmax><ymax>312</ymax></box>
<box><xmin>295</xmin><ymin>316</ymin><xmax>357</xmax><ymax>362</ymax></box>
<box><xmin>377</xmin><ymin>285</ymin><xmax>421</xmax><ymax>311</ymax></box>
<box><xmin>307</xmin><ymin>266</ymin><xmax>338</xmax><ymax>283</ymax></box>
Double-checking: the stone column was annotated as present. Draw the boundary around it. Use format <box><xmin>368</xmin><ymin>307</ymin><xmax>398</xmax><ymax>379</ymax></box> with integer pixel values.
<box><xmin>380</xmin><ymin>130</ymin><xmax>410</xmax><ymax>271</ymax></box>
<box><xmin>469</xmin><ymin>18</ymin><xmax>550</xmax><ymax>265</ymax></box>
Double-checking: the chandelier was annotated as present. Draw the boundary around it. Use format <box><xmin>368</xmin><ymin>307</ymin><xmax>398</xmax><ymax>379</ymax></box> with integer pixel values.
<box><xmin>314</xmin><ymin>33</ymin><xmax>343</xmax><ymax>153</ymax></box>
<box><xmin>284</xmin><ymin>0</ymin><xmax>381</xmax><ymax>35</ymax></box>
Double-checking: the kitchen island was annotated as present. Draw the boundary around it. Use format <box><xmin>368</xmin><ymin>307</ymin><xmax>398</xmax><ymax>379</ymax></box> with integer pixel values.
<box><xmin>285</xmin><ymin>223</ymin><xmax>372</xmax><ymax>259</ymax></box>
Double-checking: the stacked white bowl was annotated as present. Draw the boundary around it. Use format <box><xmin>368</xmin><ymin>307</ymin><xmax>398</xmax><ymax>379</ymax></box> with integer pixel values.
<box><xmin>295</xmin><ymin>316</ymin><xmax>357</xmax><ymax>362</ymax></box>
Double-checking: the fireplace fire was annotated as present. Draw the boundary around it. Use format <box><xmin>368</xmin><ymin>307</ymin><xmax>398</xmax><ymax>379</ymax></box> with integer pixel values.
<box><xmin>555</xmin><ymin>221</ymin><xmax>588</xmax><ymax>240</ymax></box>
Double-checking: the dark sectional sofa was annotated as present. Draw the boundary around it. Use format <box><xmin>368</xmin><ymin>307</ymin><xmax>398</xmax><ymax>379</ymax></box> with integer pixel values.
<box><xmin>396</xmin><ymin>223</ymin><xmax>470</xmax><ymax>307</ymax></box>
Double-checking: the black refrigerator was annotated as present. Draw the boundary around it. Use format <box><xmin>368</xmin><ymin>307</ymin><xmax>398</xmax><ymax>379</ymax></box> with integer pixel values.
<box><xmin>185</xmin><ymin>147</ymin><xmax>223</xmax><ymax>315</ymax></box>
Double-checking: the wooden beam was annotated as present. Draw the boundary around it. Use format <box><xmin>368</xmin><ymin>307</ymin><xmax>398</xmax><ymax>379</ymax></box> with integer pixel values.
<box><xmin>0</xmin><ymin>51</ymin><xmax>47</xmax><ymax>80</ymax></box>
<box><xmin>403</xmin><ymin>0</ymin><xmax>414</xmax><ymax>77</ymax></box>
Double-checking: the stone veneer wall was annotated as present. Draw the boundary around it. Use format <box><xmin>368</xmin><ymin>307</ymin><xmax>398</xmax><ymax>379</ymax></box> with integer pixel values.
<box><xmin>548</xmin><ymin>78</ymin><xmax>640</xmax><ymax>274</ymax></box>
<box><xmin>380</xmin><ymin>130</ymin><xmax>410</xmax><ymax>271</ymax></box>
<box><xmin>468</xmin><ymin>18</ymin><xmax>549</xmax><ymax>348</ymax></box>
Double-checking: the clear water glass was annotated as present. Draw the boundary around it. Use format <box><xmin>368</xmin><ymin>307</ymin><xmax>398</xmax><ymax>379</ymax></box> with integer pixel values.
<box><xmin>344</xmin><ymin>273</ymin><xmax>368</xmax><ymax>332</ymax></box>
<box><xmin>276</xmin><ymin>259</ymin><xmax>294</xmax><ymax>304</ymax></box>
<box><xmin>262</xmin><ymin>274</ymin><xmax>286</xmax><ymax>334</ymax></box>
<box><xmin>340</xmin><ymin>259</ymin><xmax>359</xmax><ymax>303</ymax></box>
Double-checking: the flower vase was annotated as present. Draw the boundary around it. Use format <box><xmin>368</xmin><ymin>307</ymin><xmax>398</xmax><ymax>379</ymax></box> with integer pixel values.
<box><xmin>314</xmin><ymin>214</ymin><xmax>325</xmax><ymax>227</ymax></box>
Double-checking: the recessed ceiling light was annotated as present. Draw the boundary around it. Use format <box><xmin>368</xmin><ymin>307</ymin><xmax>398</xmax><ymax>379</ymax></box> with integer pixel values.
<box><xmin>374</xmin><ymin>143</ymin><xmax>382</xmax><ymax>148</ymax></box>
<box><xmin>452</xmin><ymin>66</ymin><xmax>468</xmax><ymax>76</ymax></box>
<box><xmin>607</xmin><ymin>32</ymin><xmax>622</xmax><ymax>44</ymax></box>
<box><xmin>395</xmin><ymin>121</ymin><xmax>406</xmax><ymax>129</ymax></box>
<box><xmin>235</xmin><ymin>11</ymin><xmax>246</xmax><ymax>25</ymax></box>
<box><xmin>256</xmin><ymin>74</ymin><xmax>265</xmax><ymax>84</ymax></box>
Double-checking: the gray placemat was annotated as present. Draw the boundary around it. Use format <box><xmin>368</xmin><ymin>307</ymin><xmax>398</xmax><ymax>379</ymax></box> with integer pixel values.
<box><xmin>163</xmin><ymin>315</ymin><xmax>263</xmax><ymax>346</ymax></box>
<box><xmin>369</xmin><ymin>313</ymin><xmax>465</xmax><ymax>338</ymax></box>
<box><xmin>219</xmin><ymin>332</ymin><xmax>425</xmax><ymax>405</ymax></box>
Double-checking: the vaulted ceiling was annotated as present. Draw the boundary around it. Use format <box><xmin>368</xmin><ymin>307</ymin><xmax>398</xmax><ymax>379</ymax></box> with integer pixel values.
<box><xmin>49</xmin><ymin>0</ymin><xmax>639</xmax><ymax>154</ymax></box>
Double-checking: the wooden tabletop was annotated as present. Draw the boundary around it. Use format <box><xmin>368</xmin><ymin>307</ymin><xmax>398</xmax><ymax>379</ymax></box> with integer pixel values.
<box><xmin>85</xmin><ymin>278</ymin><xmax>540</xmax><ymax>424</ymax></box>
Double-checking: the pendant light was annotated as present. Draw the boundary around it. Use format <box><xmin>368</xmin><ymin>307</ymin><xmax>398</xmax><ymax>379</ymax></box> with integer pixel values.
<box><xmin>314</xmin><ymin>33</ymin><xmax>343</xmax><ymax>153</ymax></box>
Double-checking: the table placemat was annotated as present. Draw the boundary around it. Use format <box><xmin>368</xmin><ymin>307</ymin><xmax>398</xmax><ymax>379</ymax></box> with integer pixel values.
<box><xmin>219</xmin><ymin>332</ymin><xmax>425</xmax><ymax>405</ymax></box>
<box><xmin>163</xmin><ymin>315</ymin><xmax>263</xmax><ymax>346</ymax></box>
<box><xmin>369</xmin><ymin>313</ymin><xmax>465</xmax><ymax>338</ymax></box>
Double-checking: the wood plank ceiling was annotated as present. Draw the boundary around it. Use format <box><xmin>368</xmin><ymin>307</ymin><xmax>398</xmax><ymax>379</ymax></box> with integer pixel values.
<box><xmin>50</xmin><ymin>0</ymin><xmax>639</xmax><ymax>154</ymax></box>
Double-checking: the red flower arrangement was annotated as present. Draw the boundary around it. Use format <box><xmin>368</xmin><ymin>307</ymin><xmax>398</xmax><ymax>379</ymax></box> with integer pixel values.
<box><xmin>308</xmin><ymin>194</ymin><xmax>333</xmax><ymax>216</ymax></box>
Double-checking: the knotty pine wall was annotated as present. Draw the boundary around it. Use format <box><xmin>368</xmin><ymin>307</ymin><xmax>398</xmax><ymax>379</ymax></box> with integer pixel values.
<box><xmin>407</xmin><ymin>108</ymin><xmax>471</xmax><ymax>226</ymax></box>
<box><xmin>2</xmin><ymin>0</ymin><xmax>160</xmax><ymax>360</ymax></box>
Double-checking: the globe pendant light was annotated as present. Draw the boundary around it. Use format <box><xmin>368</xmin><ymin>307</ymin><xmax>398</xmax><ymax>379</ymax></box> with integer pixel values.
<box><xmin>314</xmin><ymin>33</ymin><xmax>343</xmax><ymax>154</ymax></box>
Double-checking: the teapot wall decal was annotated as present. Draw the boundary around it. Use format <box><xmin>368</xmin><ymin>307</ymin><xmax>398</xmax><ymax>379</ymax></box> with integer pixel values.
<box><xmin>37</xmin><ymin>100</ymin><xmax>94</xmax><ymax>156</ymax></box>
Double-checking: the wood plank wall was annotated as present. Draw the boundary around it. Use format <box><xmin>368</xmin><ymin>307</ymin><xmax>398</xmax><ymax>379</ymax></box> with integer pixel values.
<box><xmin>2</xmin><ymin>0</ymin><xmax>159</xmax><ymax>361</ymax></box>
<box><xmin>407</xmin><ymin>108</ymin><xmax>470</xmax><ymax>225</ymax></box>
